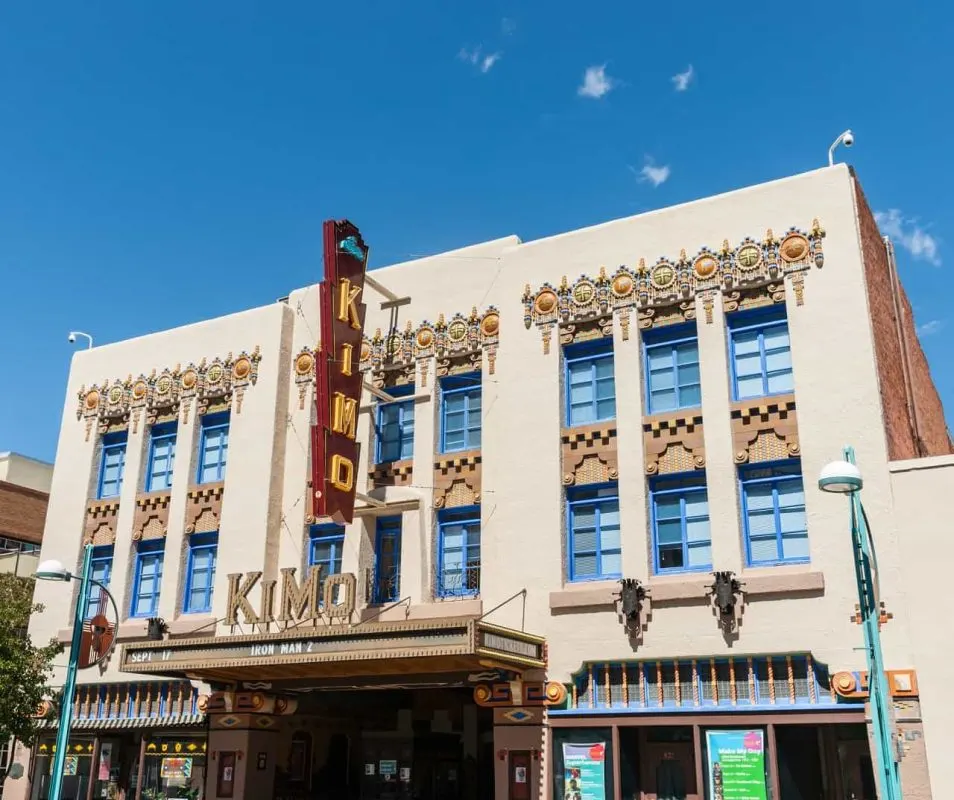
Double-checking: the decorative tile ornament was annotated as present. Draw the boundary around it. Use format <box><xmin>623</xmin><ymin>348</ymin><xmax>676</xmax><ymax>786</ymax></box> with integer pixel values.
<box><xmin>76</xmin><ymin>349</ymin><xmax>261</xmax><ymax>439</ymax></box>
<box><xmin>355</xmin><ymin>306</ymin><xmax>500</xmax><ymax>387</ymax></box>
<box><xmin>522</xmin><ymin>220</ymin><xmax>825</xmax><ymax>349</ymax></box>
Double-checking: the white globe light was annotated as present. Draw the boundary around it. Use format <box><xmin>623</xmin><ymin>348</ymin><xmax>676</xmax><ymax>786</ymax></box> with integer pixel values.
<box><xmin>34</xmin><ymin>559</ymin><xmax>71</xmax><ymax>582</ymax></box>
<box><xmin>818</xmin><ymin>460</ymin><xmax>864</xmax><ymax>494</ymax></box>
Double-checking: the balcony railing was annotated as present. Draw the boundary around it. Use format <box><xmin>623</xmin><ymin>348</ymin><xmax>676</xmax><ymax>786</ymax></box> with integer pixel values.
<box><xmin>366</xmin><ymin>565</ymin><xmax>401</xmax><ymax>605</ymax></box>
<box><xmin>437</xmin><ymin>563</ymin><xmax>481</xmax><ymax>599</ymax></box>
<box><xmin>0</xmin><ymin>544</ymin><xmax>39</xmax><ymax>579</ymax></box>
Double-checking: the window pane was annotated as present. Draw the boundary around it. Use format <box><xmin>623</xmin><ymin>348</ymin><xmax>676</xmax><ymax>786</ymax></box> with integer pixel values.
<box><xmin>594</xmin><ymin>357</ymin><xmax>614</xmax><ymax>379</ymax></box>
<box><xmin>678</xmin><ymin>362</ymin><xmax>700</xmax><ymax>387</ymax></box>
<box><xmin>650</xmin><ymin>389</ymin><xmax>677</xmax><ymax>412</ymax></box>
<box><xmin>767</xmin><ymin>371</ymin><xmax>794</xmax><ymax>394</ymax></box>
<box><xmin>443</xmin><ymin>526</ymin><xmax>464</xmax><ymax>551</ymax></box>
<box><xmin>648</xmin><ymin>348</ymin><xmax>674</xmax><ymax>370</ymax></box>
<box><xmin>685</xmin><ymin>518</ymin><xmax>710</xmax><ymax>544</ymax></box>
<box><xmin>733</xmin><ymin>332</ymin><xmax>760</xmax><ymax>355</ymax></box>
<box><xmin>734</xmin><ymin>353</ymin><xmax>763</xmax><ymax>378</ymax></box>
<box><xmin>570</xmin><ymin>383</ymin><xmax>595</xmax><ymax>406</ymax></box>
<box><xmin>737</xmin><ymin>376</ymin><xmax>764</xmax><ymax>398</ymax></box>
<box><xmin>658</xmin><ymin>545</ymin><xmax>683</xmax><ymax>570</ymax></box>
<box><xmin>675</xmin><ymin>342</ymin><xmax>699</xmax><ymax>366</ymax></box>
<box><xmin>655</xmin><ymin>497</ymin><xmax>682</xmax><ymax>521</ymax></box>
<box><xmin>687</xmin><ymin>542</ymin><xmax>711</xmax><ymax>568</ymax></box>
<box><xmin>763</xmin><ymin>325</ymin><xmax>790</xmax><ymax>351</ymax></box>
<box><xmin>747</xmin><ymin>509</ymin><xmax>778</xmax><ymax>537</ymax></box>
<box><xmin>679</xmin><ymin>384</ymin><xmax>702</xmax><ymax>408</ymax></box>
<box><xmin>779</xmin><ymin>507</ymin><xmax>807</xmax><ymax>534</ymax></box>
<box><xmin>656</xmin><ymin>519</ymin><xmax>683</xmax><ymax>545</ymax></box>
<box><xmin>649</xmin><ymin>368</ymin><xmax>675</xmax><ymax>391</ymax></box>
<box><xmin>568</xmin><ymin>362</ymin><xmax>593</xmax><ymax>385</ymax></box>
<box><xmin>777</xmin><ymin>482</ymin><xmax>805</xmax><ymax>507</ymax></box>
<box><xmin>749</xmin><ymin>536</ymin><xmax>781</xmax><ymax>563</ymax></box>
<box><xmin>745</xmin><ymin>484</ymin><xmax>774</xmax><ymax>511</ymax></box>
<box><xmin>764</xmin><ymin>348</ymin><xmax>792</xmax><ymax>373</ymax></box>
<box><xmin>573</xmin><ymin>552</ymin><xmax>598</xmax><ymax>577</ymax></box>
<box><xmin>600</xmin><ymin>551</ymin><xmax>621</xmax><ymax>577</ymax></box>
<box><xmin>572</xmin><ymin>528</ymin><xmax>598</xmax><ymax>554</ymax></box>
<box><xmin>596</xmin><ymin>398</ymin><xmax>616</xmax><ymax>420</ymax></box>
<box><xmin>782</xmin><ymin>533</ymin><xmax>810</xmax><ymax>561</ymax></box>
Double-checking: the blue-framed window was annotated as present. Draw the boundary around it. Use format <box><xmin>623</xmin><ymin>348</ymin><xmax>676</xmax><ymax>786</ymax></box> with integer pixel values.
<box><xmin>564</xmin><ymin>339</ymin><xmax>616</xmax><ymax>426</ymax></box>
<box><xmin>437</xmin><ymin>507</ymin><xmax>481</xmax><ymax>598</ymax></box>
<box><xmin>728</xmin><ymin>307</ymin><xmax>794</xmax><ymax>400</ymax></box>
<box><xmin>440</xmin><ymin>374</ymin><xmax>481</xmax><ymax>453</ymax></box>
<box><xmin>567</xmin><ymin>484</ymin><xmax>621</xmax><ymax>581</ymax></box>
<box><xmin>97</xmin><ymin>432</ymin><xmax>128</xmax><ymax>499</ymax></box>
<box><xmin>650</xmin><ymin>476</ymin><xmax>712</xmax><ymax>573</ymax></box>
<box><xmin>372</xmin><ymin>516</ymin><xmax>402</xmax><ymax>604</ymax></box>
<box><xmin>740</xmin><ymin>462</ymin><xmax>809</xmax><ymax>566</ymax></box>
<box><xmin>643</xmin><ymin>324</ymin><xmax>701</xmax><ymax>414</ymax></box>
<box><xmin>183</xmin><ymin>532</ymin><xmax>218</xmax><ymax>614</ymax></box>
<box><xmin>375</xmin><ymin>384</ymin><xmax>415</xmax><ymax>463</ymax></box>
<box><xmin>130</xmin><ymin>540</ymin><xmax>165</xmax><ymax>618</ymax></box>
<box><xmin>84</xmin><ymin>545</ymin><xmax>114</xmax><ymax>619</ymax></box>
<box><xmin>197</xmin><ymin>412</ymin><xmax>230</xmax><ymax>484</ymax></box>
<box><xmin>308</xmin><ymin>524</ymin><xmax>345</xmax><ymax>576</ymax></box>
<box><xmin>145</xmin><ymin>422</ymin><xmax>177</xmax><ymax>492</ymax></box>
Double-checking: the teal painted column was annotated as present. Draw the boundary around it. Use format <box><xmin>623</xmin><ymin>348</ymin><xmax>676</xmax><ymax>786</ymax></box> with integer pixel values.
<box><xmin>844</xmin><ymin>446</ymin><xmax>903</xmax><ymax>800</ymax></box>
<box><xmin>48</xmin><ymin>544</ymin><xmax>93</xmax><ymax>800</ymax></box>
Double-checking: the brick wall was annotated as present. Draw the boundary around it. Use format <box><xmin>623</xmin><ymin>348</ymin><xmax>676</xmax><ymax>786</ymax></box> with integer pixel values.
<box><xmin>0</xmin><ymin>480</ymin><xmax>48</xmax><ymax>545</ymax></box>
<box><xmin>852</xmin><ymin>174</ymin><xmax>953</xmax><ymax>460</ymax></box>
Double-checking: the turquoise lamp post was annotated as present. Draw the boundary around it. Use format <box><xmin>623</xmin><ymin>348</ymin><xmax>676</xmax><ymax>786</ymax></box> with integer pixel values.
<box><xmin>35</xmin><ymin>544</ymin><xmax>112</xmax><ymax>800</ymax></box>
<box><xmin>818</xmin><ymin>446</ymin><xmax>903</xmax><ymax>800</ymax></box>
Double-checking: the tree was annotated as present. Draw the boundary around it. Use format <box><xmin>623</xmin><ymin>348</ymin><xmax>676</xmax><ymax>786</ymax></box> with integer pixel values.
<box><xmin>0</xmin><ymin>573</ymin><xmax>61</xmax><ymax>744</ymax></box>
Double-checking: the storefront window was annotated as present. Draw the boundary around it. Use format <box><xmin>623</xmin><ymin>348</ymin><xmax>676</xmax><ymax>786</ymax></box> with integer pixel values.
<box><xmin>30</xmin><ymin>740</ymin><xmax>95</xmax><ymax>800</ymax></box>
<box><xmin>142</xmin><ymin>739</ymin><xmax>207</xmax><ymax>800</ymax></box>
<box><xmin>551</xmin><ymin>728</ymin><xmax>615</xmax><ymax>800</ymax></box>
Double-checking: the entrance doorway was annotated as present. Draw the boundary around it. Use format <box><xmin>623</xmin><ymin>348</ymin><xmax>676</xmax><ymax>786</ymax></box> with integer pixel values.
<box><xmin>640</xmin><ymin>728</ymin><xmax>698</xmax><ymax>800</ymax></box>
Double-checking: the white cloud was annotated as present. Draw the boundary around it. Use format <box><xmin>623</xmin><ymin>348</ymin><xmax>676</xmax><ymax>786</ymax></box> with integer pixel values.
<box><xmin>458</xmin><ymin>46</ymin><xmax>501</xmax><ymax>73</ymax></box>
<box><xmin>874</xmin><ymin>209</ymin><xmax>941</xmax><ymax>266</ymax></box>
<box><xmin>501</xmin><ymin>17</ymin><xmax>516</xmax><ymax>35</ymax></box>
<box><xmin>672</xmin><ymin>64</ymin><xmax>694</xmax><ymax>91</ymax></box>
<box><xmin>916</xmin><ymin>319</ymin><xmax>944</xmax><ymax>337</ymax></box>
<box><xmin>578</xmin><ymin>65</ymin><xmax>614</xmax><ymax>99</ymax></box>
<box><xmin>629</xmin><ymin>158</ymin><xmax>671</xmax><ymax>187</ymax></box>
<box><xmin>480</xmin><ymin>52</ymin><xmax>501</xmax><ymax>73</ymax></box>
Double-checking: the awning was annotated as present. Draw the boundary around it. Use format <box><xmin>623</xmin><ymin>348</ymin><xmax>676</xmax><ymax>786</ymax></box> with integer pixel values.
<box><xmin>37</xmin><ymin>714</ymin><xmax>206</xmax><ymax>731</ymax></box>
<box><xmin>120</xmin><ymin>617</ymin><xmax>545</xmax><ymax>682</ymax></box>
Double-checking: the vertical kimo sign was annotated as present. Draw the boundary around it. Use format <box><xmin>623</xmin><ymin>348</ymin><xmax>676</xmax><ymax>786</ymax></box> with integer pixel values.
<box><xmin>312</xmin><ymin>220</ymin><xmax>368</xmax><ymax>525</ymax></box>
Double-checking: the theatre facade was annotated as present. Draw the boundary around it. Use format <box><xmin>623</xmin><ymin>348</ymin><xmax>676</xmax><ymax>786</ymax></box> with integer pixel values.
<box><xmin>8</xmin><ymin>164</ymin><xmax>954</xmax><ymax>800</ymax></box>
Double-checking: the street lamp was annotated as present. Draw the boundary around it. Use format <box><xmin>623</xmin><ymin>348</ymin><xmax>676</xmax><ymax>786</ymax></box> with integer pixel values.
<box><xmin>818</xmin><ymin>446</ymin><xmax>903</xmax><ymax>800</ymax></box>
<box><xmin>35</xmin><ymin>544</ymin><xmax>117</xmax><ymax>800</ymax></box>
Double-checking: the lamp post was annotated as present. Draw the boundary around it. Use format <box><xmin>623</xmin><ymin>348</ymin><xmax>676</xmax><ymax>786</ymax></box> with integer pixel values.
<box><xmin>818</xmin><ymin>446</ymin><xmax>903</xmax><ymax>800</ymax></box>
<box><xmin>35</xmin><ymin>544</ymin><xmax>117</xmax><ymax>800</ymax></box>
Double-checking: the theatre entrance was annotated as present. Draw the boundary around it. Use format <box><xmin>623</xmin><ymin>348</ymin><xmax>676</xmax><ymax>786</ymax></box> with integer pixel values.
<box><xmin>270</xmin><ymin>688</ymin><xmax>494</xmax><ymax>800</ymax></box>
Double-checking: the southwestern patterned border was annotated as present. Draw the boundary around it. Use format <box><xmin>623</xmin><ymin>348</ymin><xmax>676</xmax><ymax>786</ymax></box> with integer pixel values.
<box><xmin>522</xmin><ymin>220</ymin><xmax>825</xmax><ymax>350</ymax></box>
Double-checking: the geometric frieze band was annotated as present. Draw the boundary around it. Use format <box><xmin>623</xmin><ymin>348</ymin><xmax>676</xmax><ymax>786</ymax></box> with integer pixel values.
<box><xmin>76</xmin><ymin>348</ymin><xmax>262</xmax><ymax>439</ymax></box>
<box><xmin>523</xmin><ymin>220</ymin><xmax>825</xmax><ymax>351</ymax></box>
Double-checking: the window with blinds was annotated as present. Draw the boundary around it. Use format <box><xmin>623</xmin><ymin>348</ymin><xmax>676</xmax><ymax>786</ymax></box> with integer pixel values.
<box><xmin>558</xmin><ymin>654</ymin><xmax>837</xmax><ymax>714</ymax></box>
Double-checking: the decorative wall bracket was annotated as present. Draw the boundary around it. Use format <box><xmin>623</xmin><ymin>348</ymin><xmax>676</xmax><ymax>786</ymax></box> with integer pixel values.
<box><xmin>521</xmin><ymin>220</ymin><xmax>825</xmax><ymax>350</ymax></box>
<box><xmin>708</xmin><ymin>571</ymin><xmax>745</xmax><ymax>632</ymax></box>
<box><xmin>616</xmin><ymin>578</ymin><xmax>650</xmax><ymax>642</ymax></box>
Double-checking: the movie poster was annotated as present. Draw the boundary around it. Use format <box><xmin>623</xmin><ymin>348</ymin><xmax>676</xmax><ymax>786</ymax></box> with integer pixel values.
<box><xmin>562</xmin><ymin>742</ymin><xmax>607</xmax><ymax>800</ymax></box>
<box><xmin>705</xmin><ymin>730</ymin><xmax>768</xmax><ymax>800</ymax></box>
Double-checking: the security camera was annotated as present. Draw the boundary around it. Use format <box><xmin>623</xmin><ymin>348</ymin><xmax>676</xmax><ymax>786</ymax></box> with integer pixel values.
<box><xmin>68</xmin><ymin>333</ymin><xmax>77</xmax><ymax>344</ymax></box>
<box><xmin>843</xmin><ymin>131</ymin><xmax>854</xmax><ymax>147</ymax></box>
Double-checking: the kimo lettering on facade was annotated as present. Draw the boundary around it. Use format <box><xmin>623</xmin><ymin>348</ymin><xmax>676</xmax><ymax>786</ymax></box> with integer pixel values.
<box><xmin>312</xmin><ymin>219</ymin><xmax>369</xmax><ymax>525</ymax></box>
<box><xmin>225</xmin><ymin>567</ymin><xmax>357</xmax><ymax>626</ymax></box>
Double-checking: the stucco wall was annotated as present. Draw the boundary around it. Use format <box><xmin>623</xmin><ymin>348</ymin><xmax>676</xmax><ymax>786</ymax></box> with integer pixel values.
<box><xmin>890</xmin><ymin>455</ymin><xmax>954</xmax><ymax>799</ymax></box>
<box><xmin>0</xmin><ymin>452</ymin><xmax>53</xmax><ymax>494</ymax></box>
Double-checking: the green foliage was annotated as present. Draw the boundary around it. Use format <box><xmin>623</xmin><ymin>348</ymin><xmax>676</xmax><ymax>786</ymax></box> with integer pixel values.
<box><xmin>0</xmin><ymin>573</ymin><xmax>62</xmax><ymax>743</ymax></box>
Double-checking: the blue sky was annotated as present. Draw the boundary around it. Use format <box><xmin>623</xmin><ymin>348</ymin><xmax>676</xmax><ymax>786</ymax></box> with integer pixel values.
<box><xmin>1</xmin><ymin>1</ymin><xmax>951</xmax><ymax>462</ymax></box>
